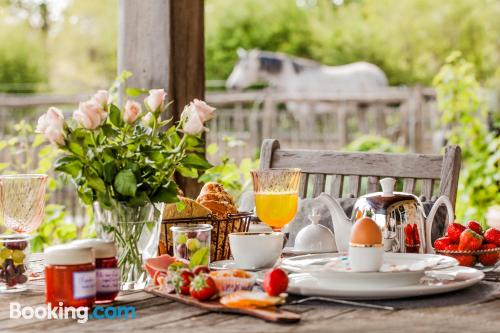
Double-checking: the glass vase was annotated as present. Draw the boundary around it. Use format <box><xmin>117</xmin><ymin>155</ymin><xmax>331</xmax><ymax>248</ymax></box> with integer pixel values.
<box><xmin>93</xmin><ymin>202</ymin><xmax>164</xmax><ymax>290</ymax></box>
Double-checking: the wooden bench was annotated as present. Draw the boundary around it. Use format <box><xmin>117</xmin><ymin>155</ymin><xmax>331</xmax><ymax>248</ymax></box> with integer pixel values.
<box><xmin>259</xmin><ymin>139</ymin><xmax>461</xmax><ymax>208</ymax></box>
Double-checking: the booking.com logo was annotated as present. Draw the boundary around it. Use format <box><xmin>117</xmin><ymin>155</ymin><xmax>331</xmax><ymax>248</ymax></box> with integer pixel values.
<box><xmin>10</xmin><ymin>302</ymin><xmax>136</xmax><ymax>324</ymax></box>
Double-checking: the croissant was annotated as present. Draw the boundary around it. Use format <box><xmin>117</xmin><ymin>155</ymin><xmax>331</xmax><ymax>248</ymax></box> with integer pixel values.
<box><xmin>196</xmin><ymin>182</ymin><xmax>237</xmax><ymax>218</ymax></box>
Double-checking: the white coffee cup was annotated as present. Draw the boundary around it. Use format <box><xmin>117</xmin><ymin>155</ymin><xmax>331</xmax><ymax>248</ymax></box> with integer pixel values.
<box><xmin>229</xmin><ymin>232</ymin><xmax>284</xmax><ymax>269</ymax></box>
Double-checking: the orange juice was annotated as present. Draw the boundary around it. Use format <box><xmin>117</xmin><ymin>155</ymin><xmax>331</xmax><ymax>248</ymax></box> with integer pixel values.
<box><xmin>254</xmin><ymin>192</ymin><xmax>298</xmax><ymax>229</ymax></box>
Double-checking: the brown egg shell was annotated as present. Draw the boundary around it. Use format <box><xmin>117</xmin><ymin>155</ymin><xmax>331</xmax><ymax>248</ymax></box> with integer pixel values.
<box><xmin>350</xmin><ymin>217</ymin><xmax>382</xmax><ymax>245</ymax></box>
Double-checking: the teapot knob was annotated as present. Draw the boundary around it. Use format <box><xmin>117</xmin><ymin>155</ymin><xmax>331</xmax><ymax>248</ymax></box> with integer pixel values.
<box><xmin>380</xmin><ymin>178</ymin><xmax>396</xmax><ymax>196</ymax></box>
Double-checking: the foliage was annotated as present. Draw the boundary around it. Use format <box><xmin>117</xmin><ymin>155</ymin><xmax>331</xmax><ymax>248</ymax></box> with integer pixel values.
<box><xmin>49</xmin><ymin>94</ymin><xmax>212</xmax><ymax>211</ymax></box>
<box><xmin>343</xmin><ymin>135</ymin><xmax>406</xmax><ymax>153</ymax></box>
<box><xmin>433</xmin><ymin>52</ymin><xmax>500</xmax><ymax>225</ymax></box>
<box><xmin>200</xmin><ymin>136</ymin><xmax>259</xmax><ymax>201</ymax></box>
<box><xmin>0</xmin><ymin>11</ymin><xmax>47</xmax><ymax>93</ymax></box>
<box><xmin>0</xmin><ymin>121</ymin><xmax>75</xmax><ymax>252</ymax></box>
<box><xmin>206</xmin><ymin>0</ymin><xmax>500</xmax><ymax>86</ymax></box>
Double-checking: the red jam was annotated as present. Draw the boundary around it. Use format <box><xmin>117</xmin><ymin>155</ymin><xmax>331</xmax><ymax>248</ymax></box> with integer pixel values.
<box><xmin>72</xmin><ymin>239</ymin><xmax>119</xmax><ymax>304</ymax></box>
<box><xmin>95</xmin><ymin>256</ymin><xmax>119</xmax><ymax>303</ymax></box>
<box><xmin>44</xmin><ymin>245</ymin><xmax>96</xmax><ymax>308</ymax></box>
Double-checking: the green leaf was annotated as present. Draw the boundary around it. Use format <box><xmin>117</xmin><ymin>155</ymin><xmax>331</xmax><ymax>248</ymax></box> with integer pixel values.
<box><xmin>85</xmin><ymin>170</ymin><xmax>107</xmax><ymax>193</ymax></box>
<box><xmin>54</xmin><ymin>156</ymin><xmax>83</xmax><ymax>178</ymax></box>
<box><xmin>128</xmin><ymin>191</ymin><xmax>149</xmax><ymax>207</ymax></box>
<box><xmin>151</xmin><ymin>181</ymin><xmax>178</xmax><ymax>203</ymax></box>
<box><xmin>206</xmin><ymin>143</ymin><xmax>218</xmax><ymax>156</ymax></box>
<box><xmin>96</xmin><ymin>190</ymin><xmax>113</xmax><ymax>209</ymax></box>
<box><xmin>68</xmin><ymin>142</ymin><xmax>84</xmax><ymax>157</ymax></box>
<box><xmin>114</xmin><ymin>169</ymin><xmax>137</xmax><ymax>197</ymax></box>
<box><xmin>101</xmin><ymin>124</ymin><xmax>119</xmax><ymax>138</ymax></box>
<box><xmin>181</xmin><ymin>154</ymin><xmax>212</xmax><ymax>170</ymax></box>
<box><xmin>126</xmin><ymin>87</ymin><xmax>148</xmax><ymax>97</ymax></box>
<box><xmin>109</xmin><ymin>104</ymin><xmax>123</xmax><ymax>127</ymax></box>
<box><xmin>176</xmin><ymin>166</ymin><xmax>198</xmax><ymax>178</ymax></box>
<box><xmin>102</xmin><ymin>161</ymin><xmax>118</xmax><ymax>183</ymax></box>
<box><xmin>189</xmin><ymin>247</ymin><xmax>209</xmax><ymax>269</ymax></box>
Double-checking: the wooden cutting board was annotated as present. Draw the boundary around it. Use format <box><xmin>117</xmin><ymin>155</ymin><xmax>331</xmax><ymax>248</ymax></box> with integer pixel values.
<box><xmin>145</xmin><ymin>285</ymin><xmax>301</xmax><ymax>323</ymax></box>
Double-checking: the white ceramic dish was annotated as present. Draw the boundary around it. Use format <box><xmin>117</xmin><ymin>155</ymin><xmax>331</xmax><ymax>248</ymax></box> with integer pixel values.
<box><xmin>281</xmin><ymin>253</ymin><xmax>458</xmax><ymax>288</ymax></box>
<box><xmin>209</xmin><ymin>259</ymin><xmax>279</xmax><ymax>272</ymax></box>
<box><xmin>229</xmin><ymin>232</ymin><xmax>283</xmax><ymax>269</ymax></box>
<box><xmin>286</xmin><ymin>266</ymin><xmax>484</xmax><ymax>300</ymax></box>
<box><xmin>282</xmin><ymin>247</ymin><xmax>337</xmax><ymax>256</ymax></box>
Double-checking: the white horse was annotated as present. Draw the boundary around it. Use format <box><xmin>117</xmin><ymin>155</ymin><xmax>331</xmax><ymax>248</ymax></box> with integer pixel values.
<box><xmin>226</xmin><ymin>48</ymin><xmax>388</xmax><ymax>94</ymax></box>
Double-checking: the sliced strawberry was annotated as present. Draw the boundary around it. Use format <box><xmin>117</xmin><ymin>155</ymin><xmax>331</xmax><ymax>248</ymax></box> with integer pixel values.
<box><xmin>263</xmin><ymin>268</ymin><xmax>289</xmax><ymax>296</ymax></box>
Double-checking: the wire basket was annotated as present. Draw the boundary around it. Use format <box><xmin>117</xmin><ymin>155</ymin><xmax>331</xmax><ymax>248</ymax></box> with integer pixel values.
<box><xmin>160</xmin><ymin>212</ymin><xmax>253</xmax><ymax>262</ymax></box>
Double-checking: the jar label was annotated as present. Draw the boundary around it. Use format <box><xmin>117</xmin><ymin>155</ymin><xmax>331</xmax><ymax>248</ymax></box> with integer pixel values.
<box><xmin>96</xmin><ymin>268</ymin><xmax>120</xmax><ymax>293</ymax></box>
<box><xmin>72</xmin><ymin>271</ymin><xmax>96</xmax><ymax>299</ymax></box>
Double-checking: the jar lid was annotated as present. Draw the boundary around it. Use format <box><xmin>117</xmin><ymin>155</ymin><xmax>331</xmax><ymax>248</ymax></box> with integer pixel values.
<box><xmin>44</xmin><ymin>244</ymin><xmax>94</xmax><ymax>265</ymax></box>
<box><xmin>71</xmin><ymin>239</ymin><xmax>117</xmax><ymax>258</ymax></box>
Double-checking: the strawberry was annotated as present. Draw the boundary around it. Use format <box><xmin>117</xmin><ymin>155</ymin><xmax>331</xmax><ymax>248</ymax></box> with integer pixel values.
<box><xmin>478</xmin><ymin>243</ymin><xmax>499</xmax><ymax>266</ymax></box>
<box><xmin>450</xmin><ymin>254</ymin><xmax>476</xmax><ymax>267</ymax></box>
<box><xmin>484</xmin><ymin>228</ymin><xmax>500</xmax><ymax>246</ymax></box>
<box><xmin>458</xmin><ymin>229</ymin><xmax>483</xmax><ymax>251</ymax></box>
<box><xmin>434</xmin><ymin>236</ymin><xmax>452</xmax><ymax>251</ymax></box>
<box><xmin>189</xmin><ymin>274</ymin><xmax>218</xmax><ymax>301</ymax></box>
<box><xmin>445</xmin><ymin>244</ymin><xmax>459</xmax><ymax>251</ymax></box>
<box><xmin>447</xmin><ymin>223</ymin><xmax>466</xmax><ymax>242</ymax></box>
<box><xmin>193</xmin><ymin>265</ymin><xmax>210</xmax><ymax>276</ymax></box>
<box><xmin>171</xmin><ymin>269</ymin><xmax>194</xmax><ymax>295</ymax></box>
<box><xmin>263</xmin><ymin>268</ymin><xmax>289</xmax><ymax>296</ymax></box>
<box><xmin>466</xmin><ymin>221</ymin><xmax>483</xmax><ymax>235</ymax></box>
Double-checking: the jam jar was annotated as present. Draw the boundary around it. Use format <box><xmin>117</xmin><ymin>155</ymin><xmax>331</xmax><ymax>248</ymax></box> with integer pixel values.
<box><xmin>72</xmin><ymin>239</ymin><xmax>119</xmax><ymax>303</ymax></box>
<box><xmin>44</xmin><ymin>245</ymin><xmax>96</xmax><ymax>308</ymax></box>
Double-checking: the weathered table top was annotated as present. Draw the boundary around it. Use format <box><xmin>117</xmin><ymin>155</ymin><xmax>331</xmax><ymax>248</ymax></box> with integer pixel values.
<box><xmin>1</xmin><ymin>279</ymin><xmax>499</xmax><ymax>333</ymax></box>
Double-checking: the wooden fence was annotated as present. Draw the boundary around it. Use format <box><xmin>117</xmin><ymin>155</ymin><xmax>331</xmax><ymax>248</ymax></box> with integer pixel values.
<box><xmin>0</xmin><ymin>87</ymin><xmax>440</xmax><ymax>222</ymax></box>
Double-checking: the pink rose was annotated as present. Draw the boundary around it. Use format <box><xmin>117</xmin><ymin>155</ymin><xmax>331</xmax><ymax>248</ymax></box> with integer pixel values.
<box><xmin>182</xmin><ymin>99</ymin><xmax>215</xmax><ymax>135</ymax></box>
<box><xmin>93</xmin><ymin>90</ymin><xmax>110</xmax><ymax>108</ymax></box>
<box><xmin>36</xmin><ymin>107</ymin><xmax>64</xmax><ymax>133</ymax></box>
<box><xmin>141</xmin><ymin>112</ymin><xmax>156</xmax><ymax>127</ymax></box>
<box><xmin>36</xmin><ymin>107</ymin><xmax>65</xmax><ymax>146</ymax></box>
<box><xmin>73</xmin><ymin>100</ymin><xmax>107</xmax><ymax>130</ymax></box>
<box><xmin>124</xmin><ymin>100</ymin><xmax>141</xmax><ymax>124</ymax></box>
<box><xmin>144</xmin><ymin>89</ymin><xmax>166</xmax><ymax>113</ymax></box>
<box><xmin>190</xmin><ymin>99</ymin><xmax>215</xmax><ymax>122</ymax></box>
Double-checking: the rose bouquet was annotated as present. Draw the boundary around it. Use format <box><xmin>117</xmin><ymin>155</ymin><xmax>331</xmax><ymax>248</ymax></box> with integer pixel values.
<box><xmin>37</xmin><ymin>89</ymin><xmax>215</xmax><ymax>288</ymax></box>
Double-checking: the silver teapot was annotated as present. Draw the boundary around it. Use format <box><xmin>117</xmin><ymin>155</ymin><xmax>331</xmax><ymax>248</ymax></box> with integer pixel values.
<box><xmin>318</xmin><ymin>178</ymin><xmax>454</xmax><ymax>254</ymax></box>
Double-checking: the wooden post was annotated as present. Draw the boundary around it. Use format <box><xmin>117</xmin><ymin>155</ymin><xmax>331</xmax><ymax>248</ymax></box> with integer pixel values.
<box><xmin>118</xmin><ymin>0</ymin><xmax>205</xmax><ymax>197</ymax></box>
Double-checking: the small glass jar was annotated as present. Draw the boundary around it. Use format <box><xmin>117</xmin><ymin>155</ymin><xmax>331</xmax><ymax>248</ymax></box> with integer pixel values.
<box><xmin>171</xmin><ymin>224</ymin><xmax>212</xmax><ymax>263</ymax></box>
<box><xmin>72</xmin><ymin>239</ymin><xmax>119</xmax><ymax>303</ymax></box>
<box><xmin>44</xmin><ymin>245</ymin><xmax>95</xmax><ymax>308</ymax></box>
<box><xmin>0</xmin><ymin>234</ymin><xmax>31</xmax><ymax>293</ymax></box>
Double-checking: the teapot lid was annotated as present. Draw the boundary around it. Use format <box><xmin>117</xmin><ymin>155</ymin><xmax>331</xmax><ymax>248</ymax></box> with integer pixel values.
<box><xmin>356</xmin><ymin>178</ymin><xmax>421</xmax><ymax>214</ymax></box>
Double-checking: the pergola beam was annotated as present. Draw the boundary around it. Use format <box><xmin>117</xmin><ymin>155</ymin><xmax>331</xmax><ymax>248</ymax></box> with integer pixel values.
<box><xmin>118</xmin><ymin>0</ymin><xmax>205</xmax><ymax>197</ymax></box>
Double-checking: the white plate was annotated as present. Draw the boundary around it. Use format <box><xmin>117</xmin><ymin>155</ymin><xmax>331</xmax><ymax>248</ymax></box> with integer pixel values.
<box><xmin>283</xmin><ymin>247</ymin><xmax>337</xmax><ymax>256</ymax></box>
<box><xmin>287</xmin><ymin>266</ymin><xmax>484</xmax><ymax>300</ymax></box>
<box><xmin>209</xmin><ymin>259</ymin><xmax>278</xmax><ymax>271</ymax></box>
<box><xmin>281</xmin><ymin>253</ymin><xmax>458</xmax><ymax>288</ymax></box>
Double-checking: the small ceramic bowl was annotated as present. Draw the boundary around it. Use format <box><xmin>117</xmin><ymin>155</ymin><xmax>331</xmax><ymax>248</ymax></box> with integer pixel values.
<box><xmin>349</xmin><ymin>243</ymin><xmax>384</xmax><ymax>272</ymax></box>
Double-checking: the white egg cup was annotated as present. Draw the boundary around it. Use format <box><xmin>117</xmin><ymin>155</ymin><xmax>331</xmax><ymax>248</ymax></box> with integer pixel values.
<box><xmin>349</xmin><ymin>244</ymin><xmax>384</xmax><ymax>272</ymax></box>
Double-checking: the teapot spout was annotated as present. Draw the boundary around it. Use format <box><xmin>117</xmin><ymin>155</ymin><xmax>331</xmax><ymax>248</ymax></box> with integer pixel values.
<box><xmin>317</xmin><ymin>192</ymin><xmax>351</xmax><ymax>252</ymax></box>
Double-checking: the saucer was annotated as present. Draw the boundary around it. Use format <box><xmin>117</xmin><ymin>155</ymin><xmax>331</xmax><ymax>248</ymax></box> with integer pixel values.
<box><xmin>209</xmin><ymin>259</ymin><xmax>279</xmax><ymax>272</ymax></box>
<box><xmin>286</xmin><ymin>266</ymin><xmax>484</xmax><ymax>300</ymax></box>
<box><xmin>282</xmin><ymin>247</ymin><xmax>337</xmax><ymax>256</ymax></box>
<box><xmin>280</xmin><ymin>253</ymin><xmax>458</xmax><ymax>288</ymax></box>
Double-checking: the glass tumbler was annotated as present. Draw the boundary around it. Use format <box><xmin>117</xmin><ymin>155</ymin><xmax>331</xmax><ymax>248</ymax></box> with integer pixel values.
<box><xmin>0</xmin><ymin>234</ymin><xmax>31</xmax><ymax>293</ymax></box>
<box><xmin>171</xmin><ymin>224</ymin><xmax>212</xmax><ymax>264</ymax></box>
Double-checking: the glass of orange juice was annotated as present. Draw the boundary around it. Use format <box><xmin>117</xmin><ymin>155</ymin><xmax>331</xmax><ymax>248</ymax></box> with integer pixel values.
<box><xmin>251</xmin><ymin>168</ymin><xmax>301</xmax><ymax>232</ymax></box>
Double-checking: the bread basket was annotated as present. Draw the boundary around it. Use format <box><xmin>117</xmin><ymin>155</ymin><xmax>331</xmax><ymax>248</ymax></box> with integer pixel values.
<box><xmin>160</xmin><ymin>212</ymin><xmax>253</xmax><ymax>262</ymax></box>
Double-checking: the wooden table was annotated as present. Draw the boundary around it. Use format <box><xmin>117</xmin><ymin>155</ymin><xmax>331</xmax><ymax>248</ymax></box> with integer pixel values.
<box><xmin>1</xmin><ymin>279</ymin><xmax>499</xmax><ymax>333</ymax></box>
